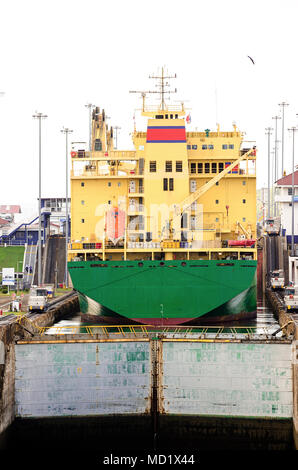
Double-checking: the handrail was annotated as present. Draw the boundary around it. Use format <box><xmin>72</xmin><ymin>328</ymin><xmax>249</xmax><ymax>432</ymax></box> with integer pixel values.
<box><xmin>33</xmin><ymin>323</ymin><xmax>282</xmax><ymax>340</ymax></box>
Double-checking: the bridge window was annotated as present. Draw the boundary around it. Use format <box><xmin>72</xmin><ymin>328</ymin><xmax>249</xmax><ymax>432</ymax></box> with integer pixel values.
<box><xmin>190</xmin><ymin>163</ymin><xmax>196</xmax><ymax>174</ymax></box>
<box><xmin>219</xmin><ymin>163</ymin><xmax>224</xmax><ymax>172</ymax></box>
<box><xmin>95</xmin><ymin>139</ymin><xmax>102</xmax><ymax>151</ymax></box>
<box><xmin>202</xmin><ymin>145</ymin><xmax>207</xmax><ymax>150</ymax></box>
<box><xmin>243</xmin><ymin>199</ymin><xmax>246</xmax><ymax>203</ymax></box>
<box><xmin>165</xmin><ymin>161</ymin><xmax>172</xmax><ymax>172</ymax></box>
<box><xmin>208</xmin><ymin>145</ymin><xmax>214</xmax><ymax>149</ymax></box>
<box><xmin>222</xmin><ymin>144</ymin><xmax>228</xmax><ymax>149</ymax></box>
<box><xmin>192</xmin><ymin>145</ymin><xmax>197</xmax><ymax>150</ymax></box>
<box><xmin>204</xmin><ymin>163</ymin><xmax>210</xmax><ymax>173</ymax></box>
<box><xmin>163</xmin><ymin>178</ymin><xmax>174</xmax><ymax>191</ymax></box>
<box><xmin>150</xmin><ymin>161</ymin><xmax>156</xmax><ymax>172</ymax></box>
<box><xmin>81</xmin><ymin>219</ymin><xmax>85</xmax><ymax>223</ymax></box>
<box><xmin>215</xmin><ymin>200</ymin><xmax>219</xmax><ymax>204</ymax></box>
<box><xmin>198</xmin><ymin>163</ymin><xmax>203</xmax><ymax>173</ymax></box>
<box><xmin>176</xmin><ymin>161</ymin><xmax>183</xmax><ymax>172</ymax></box>
<box><xmin>229</xmin><ymin>144</ymin><xmax>234</xmax><ymax>149</ymax></box>
<box><xmin>187</xmin><ymin>144</ymin><xmax>191</xmax><ymax>150</ymax></box>
<box><xmin>212</xmin><ymin>163</ymin><xmax>217</xmax><ymax>173</ymax></box>
<box><xmin>108</xmin><ymin>182</ymin><xmax>111</xmax><ymax>187</ymax></box>
<box><xmin>81</xmin><ymin>182</ymin><xmax>85</xmax><ymax>187</ymax></box>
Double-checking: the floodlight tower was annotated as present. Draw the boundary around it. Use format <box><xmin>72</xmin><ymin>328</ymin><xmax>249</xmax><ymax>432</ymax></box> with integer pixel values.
<box><xmin>61</xmin><ymin>127</ymin><xmax>73</xmax><ymax>288</ymax></box>
<box><xmin>33</xmin><ymin>112</ymin><xmax>48</xmax><ymax>286</ymax></box>
<box><xmin>288</xmin><ymin>126</ymin><xmax>298</xmax><ymax>257</ymax></box>
<box><xmin>278</xmin><ymin>102</ymin><xmax>289</xmax><ymax>177</ymax></box>
<box><xmin>265</xmin><ymin>127</ymin><xmax>273</xmax><ymax>218</ymax></box>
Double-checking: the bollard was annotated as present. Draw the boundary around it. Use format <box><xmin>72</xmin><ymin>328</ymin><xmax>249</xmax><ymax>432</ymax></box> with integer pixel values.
<box><xmin>0</xmin><ymin>309</ymin><xmax>2</xmax><ymax>316</ymax></box>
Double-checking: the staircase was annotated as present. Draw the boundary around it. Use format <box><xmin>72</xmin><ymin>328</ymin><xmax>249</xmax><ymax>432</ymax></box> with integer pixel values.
<box><xmin>23</xmin><ymin>245</ymin><xmax>37</xmax><ymax>288</ymax></box>
<box><xmin>42</xmin><ymin>236</ymin><xmax>66</xmax><ymax>286</ymax></box>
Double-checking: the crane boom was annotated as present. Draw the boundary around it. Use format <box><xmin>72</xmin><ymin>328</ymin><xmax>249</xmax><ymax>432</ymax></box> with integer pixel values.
<box><xmin>170</xmin><ymin>148</ymin><xmax>256</xmax><ymax>229</ymax></box>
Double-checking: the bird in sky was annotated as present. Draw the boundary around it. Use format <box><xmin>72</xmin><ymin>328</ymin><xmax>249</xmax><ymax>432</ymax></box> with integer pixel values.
<box><xmin>248</xmin><ymin>56</ymin><xmax>255</xmax><ymax>64</ymax></box>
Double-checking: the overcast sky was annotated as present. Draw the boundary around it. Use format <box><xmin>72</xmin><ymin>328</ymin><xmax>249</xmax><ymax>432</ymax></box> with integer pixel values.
<box><xmin>1</xmin><ymin>0</ymin><xmax>298</xmax><ymax>216</ymax></box>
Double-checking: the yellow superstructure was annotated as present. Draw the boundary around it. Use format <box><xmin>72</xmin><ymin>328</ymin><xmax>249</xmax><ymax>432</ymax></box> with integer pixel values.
<box><xmin>69</xmin><ymin>71</ymin><xmax>257</xmax><ymax>263</ymax></box>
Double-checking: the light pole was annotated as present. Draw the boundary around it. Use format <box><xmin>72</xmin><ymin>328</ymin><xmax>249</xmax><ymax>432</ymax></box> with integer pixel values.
<box><xmin>271</xmin><ymin>148</ymin><xmax>275</xmax><ymax>217</ymax></box>
<box><xmin>265</xmin><ymin>127</ymin><xmax>273</xmax><ymax>218</ymax></box>
<box><xmin>272</xmin><ymin>115</ymin><xmax>281</xmax><ymax>181</ymax></box>
<box><xmin>33</xmin><ymin>112</ymin><xmax>47</xmax><ymax>286</ymax></box>
<box><xmin>61</xmin><ymin>127</ymin><xmax>73</xmax><ymax>288</ymax></box>
<box><xmin>278</xmin><ymin>102</ymin><xmax>289</xmax><ymax>177</ymax></box>
<box><xmin>288</xmin><ymin>127</ymin><xmax>298</xmax><ymax>257</ymax></box>
<box><xmin>272</xmin><ymin>116</ymin><xmax>281</xmax><ymax>217</ymax></box>
<box><xmin>17</xmin><ymin>260</ymin><xmax>22</xmax><ymax>294</ymax></box>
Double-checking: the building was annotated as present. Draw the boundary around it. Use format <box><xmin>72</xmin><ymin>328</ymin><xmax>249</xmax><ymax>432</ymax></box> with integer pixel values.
<box><xmin>275</xmin><ymin>170</ymin><xmax>298</xmax><ymax>241</ymax></box>
<box><xmin>0</xmin><ymin>205</ymin><xmax>21</xmax><ymax>223</ymax></box>
<box><xmin>41</xmin><ymin>198</ymin><xmax>71</xmax><ymax>235</ymax></box>
<box><xmin>0</xmin><ymin>211</ymin><xmax>51</xmax><ymax>245</ymax></box>
<box><xmin>0</xmin><ymin>217</ymin><xmax>10</xmax><ymax>228</ymax></box>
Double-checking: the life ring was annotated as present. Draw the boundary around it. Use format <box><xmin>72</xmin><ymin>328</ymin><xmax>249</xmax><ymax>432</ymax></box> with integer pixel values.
<box><xmin>71</xmin><ymin>151</ymin><xmax>77</xmax><ymax>158</ymax></box>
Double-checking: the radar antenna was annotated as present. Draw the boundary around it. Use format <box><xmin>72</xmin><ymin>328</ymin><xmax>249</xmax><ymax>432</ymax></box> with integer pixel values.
<box><xmin>129</xmin><ymin>67</ymin><xmax>177</xmax><ymax>111</ymax></box>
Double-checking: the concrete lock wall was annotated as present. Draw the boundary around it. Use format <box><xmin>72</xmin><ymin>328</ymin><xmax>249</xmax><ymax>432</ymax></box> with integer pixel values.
<box><xmin>14</xmin><ymin>339</ymin><xmax>293</xmax><ymax>420</ymax></box>
<box><xmin>160</xmin><ymin>341</ymin><xmax>293</xmax><ymax>418</ymax></box>
<box><xmin>15</xmin><ymin>341</ymin><xmax>151</xmax><ymax>417</ymax></box>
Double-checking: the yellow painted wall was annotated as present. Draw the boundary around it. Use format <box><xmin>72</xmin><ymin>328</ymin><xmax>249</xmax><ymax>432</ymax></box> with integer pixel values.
<box><xmin>70</xmin><ymin>110</ymin><xmax>256</xmax><ymax>248</ymax></box>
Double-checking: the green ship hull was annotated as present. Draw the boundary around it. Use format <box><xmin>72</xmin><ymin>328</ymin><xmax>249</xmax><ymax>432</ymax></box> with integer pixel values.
<box><xmin>68</xmin><ymin>259</ymin><xmax>257</xmax><ymax>325</ymax></box>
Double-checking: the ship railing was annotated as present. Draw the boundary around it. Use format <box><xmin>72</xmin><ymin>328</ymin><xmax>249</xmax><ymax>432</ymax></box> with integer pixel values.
<box><xmin>71</xmin><ymin>169</ymin><xmax>142</xmax><ymax>178</ymax></box>
<box><xmin>128</xmin><ymin>187</ymin><xmax>144</xmax><ymax>193</ymax></box>
<box><xmin>35</xmin><ymin>324</ymin><xmax>286</xmax><ymax>340</ymax></box>
<box><xmin>128</xmin><ymin>204</ymin><xmax>145</xmax><ymax>213</ymax></box>
<box><xmin>187</xmin><ymin>131</ymin><xmax>241</xmax><ymax>138</ymax></box>
<box><xmin>72</xmin><ymin>150</ymin><xmax>137</xmax><ymax>160</ymax></box>
<box><xmin>143</xmin><ymin>104</ymin><xmax>184</xmax><ymax>113</ymax></box>
<box><xmin>127</xmin><ymin>225</ymin><xmax>145</xmax><ymax>232</ymax></box>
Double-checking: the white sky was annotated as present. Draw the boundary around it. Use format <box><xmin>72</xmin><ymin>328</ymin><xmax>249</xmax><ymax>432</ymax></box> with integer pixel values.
<box><xmin>1</xmin><ymin>0</ymin><xmax>298</xmax><ymax>217</ymax></box>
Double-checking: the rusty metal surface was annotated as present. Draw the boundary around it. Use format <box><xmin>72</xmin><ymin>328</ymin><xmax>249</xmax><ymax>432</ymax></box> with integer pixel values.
<box><xmin>159</xmin><ymin>340</ymin><xmax>293</xmax><ymax>418</ymax></box>
<box><xmin>15</xmin><ymin>341</ymin><xmax>151</xmax><ymax>417</ymax></box>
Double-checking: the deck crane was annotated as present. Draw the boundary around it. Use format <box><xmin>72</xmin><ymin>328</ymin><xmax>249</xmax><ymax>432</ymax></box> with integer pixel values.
<box><xmin>165</xmin><ymin>147</ymin><xmax>256</xmax><ymax>238</ymax></box>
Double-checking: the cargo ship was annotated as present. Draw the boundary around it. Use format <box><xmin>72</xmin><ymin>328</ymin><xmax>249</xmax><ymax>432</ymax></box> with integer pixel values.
<box><xmin>68</xmin><ymin>69</ymin><xmax>257</xmax><ymax>325</ymax></box>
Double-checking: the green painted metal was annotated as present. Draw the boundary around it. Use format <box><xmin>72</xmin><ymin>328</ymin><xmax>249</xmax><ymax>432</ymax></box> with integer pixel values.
<box><xmin>68</xmin><ymin>259</ymin><xmax>257</xmax><ymax>324</ymax></box>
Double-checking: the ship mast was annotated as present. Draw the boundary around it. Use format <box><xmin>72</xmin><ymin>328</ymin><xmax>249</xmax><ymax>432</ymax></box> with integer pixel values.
<box><xmin>129</xmin><ymin>66</ymin><xmax>177</xmax><ymax>113</ymax></box>
<box><xmin>149</xmin><ymin>67</ymin><xmax>177</xmax><ymax>111</ymax></box>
